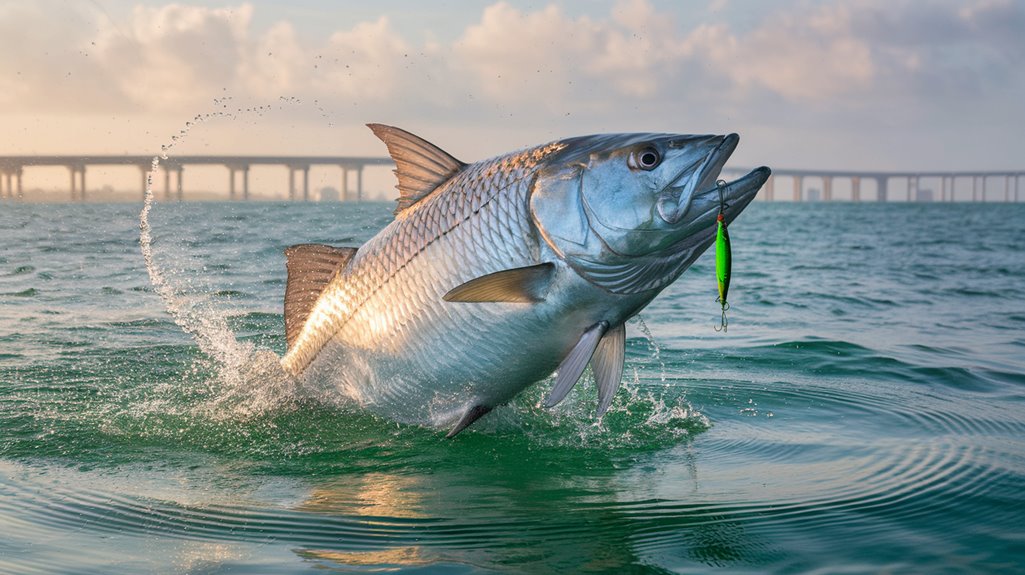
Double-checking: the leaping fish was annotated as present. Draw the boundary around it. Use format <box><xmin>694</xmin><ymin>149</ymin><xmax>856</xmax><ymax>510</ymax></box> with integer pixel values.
<box><xmin>280</xmin><ymin>124</ymin><xmax>770</xmax><ymax>437</ymax></box>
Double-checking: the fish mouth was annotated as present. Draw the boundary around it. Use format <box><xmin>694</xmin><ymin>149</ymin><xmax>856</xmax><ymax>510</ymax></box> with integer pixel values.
<box><xmin>698</xmin><ymin>165</ymin><xmax>770</xmax><ymax>225</ymax></box>
<box><xmin>657</xmin><ymin>133</ymin><xmax>739</xmax><ymax>225</ymax></box>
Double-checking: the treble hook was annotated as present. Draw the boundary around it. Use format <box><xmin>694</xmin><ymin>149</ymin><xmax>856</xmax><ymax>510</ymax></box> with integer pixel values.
<box><xmin>714</xmin><ymin>301</ymin><xmax>729</xmax><ymax>332</ymax></box>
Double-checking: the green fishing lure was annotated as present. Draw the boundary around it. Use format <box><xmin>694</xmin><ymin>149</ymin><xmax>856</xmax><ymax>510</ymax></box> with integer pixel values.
<box><xmin>715</xmin><ymin>180</ymin><xmax>731</xmax><ymax>332</ymax></box>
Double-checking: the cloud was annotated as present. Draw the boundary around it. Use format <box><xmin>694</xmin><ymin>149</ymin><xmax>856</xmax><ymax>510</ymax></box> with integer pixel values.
<box><xmin>1</xmin><ymin>0</ymin><xmax>1022</xmax><ymax>167</ymax></box>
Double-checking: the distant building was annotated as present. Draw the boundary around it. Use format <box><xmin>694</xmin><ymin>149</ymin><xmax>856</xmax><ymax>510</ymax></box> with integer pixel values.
<box><xmin>319</xmin><ymin>186</ymin><xmax>340</xmax><ymax>202</ymax></box>
<box><xmin>915</xmin><ymin>188</ymin><xmax>934</xmax><ymax>202</ymax></box>
<box><xmin>806</xmin><ymin>188</ymin><xmax>821</xmax><ymax>202</ymax></box>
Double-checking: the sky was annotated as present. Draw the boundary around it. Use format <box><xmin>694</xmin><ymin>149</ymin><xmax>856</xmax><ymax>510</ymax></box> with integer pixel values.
<box><xmin>1</xmin><ymin>0</ymin><xmax>1023</xmax><ymax>198</ymax></box>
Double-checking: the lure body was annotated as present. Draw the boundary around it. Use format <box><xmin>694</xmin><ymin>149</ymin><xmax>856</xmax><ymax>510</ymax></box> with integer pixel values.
<box><xmin>715</xmin><ymin>213</ymin><xmax>731</xmax><ymax>306</ymax></box>
<box><xmin>715</xmin><ymin>212</ymin><xmax>731</xmax><ymax>331</ymax></box>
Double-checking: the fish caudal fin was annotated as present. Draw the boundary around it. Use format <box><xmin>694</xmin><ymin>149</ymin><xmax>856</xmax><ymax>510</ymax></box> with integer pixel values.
<box><xmin>545</xmin><ymin>321</ymin><xmax>609</xmax><ymax>408</ymax></box>
<box><xmin>443</xmin><ymin>263</ymin><xmax>555</xmax><ymax>303</ymax></box>
<box><xmin>368</xmin><ymin>124</ymin><xmax>467</xmax><ymax>216</ymax></box>
<box><xmin>592</xmin><ymin>323</ymin><xmax>625</xmax><ymax>417</ymax></box>
<box><xmin>283</xmin><ymin>243</ymin><xmax>357</xmax><ymax>350</ymax></box>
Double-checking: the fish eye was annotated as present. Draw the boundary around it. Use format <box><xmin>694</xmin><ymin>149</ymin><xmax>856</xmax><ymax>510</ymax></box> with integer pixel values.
<box><xmin>630</xmin><ymin>146</ymin><xmax>662</xmax><ymax>171</ymax></box>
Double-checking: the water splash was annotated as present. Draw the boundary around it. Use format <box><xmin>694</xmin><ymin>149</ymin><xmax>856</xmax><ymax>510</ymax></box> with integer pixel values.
<box><xmin>138</xmin><ymin>105</ymin><xmax>299</xmax><ymax>420</ymax></box>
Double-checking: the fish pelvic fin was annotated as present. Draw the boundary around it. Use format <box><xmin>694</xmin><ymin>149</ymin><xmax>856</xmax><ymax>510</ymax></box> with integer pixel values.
<box><xmin>367</xmin><ymin>123</ymin><xmax>467</xmax><ymax>216</ymax></box>
<box><xmin>443</xmin><ymin>263</ymin><xmax>555</xmax><ymax>303</ymax></box>
<box><xmin>283</xmin><ymin>243</ymin><xmax>357</xmax><ymax>350</ymax></box>
<box><xmin>446</xmin><ymin>404</ymin><xmax>493</xmax><ymax>438</ymax></box>
<box><xmin>545</xmin><ymin>321</ymin><xmax>609</xmax><ymax>408</ymax></box>
<box><xmin>592</xmin><ymin>323</ymin><xmax>626</xmax><ymax>417</ymax></box>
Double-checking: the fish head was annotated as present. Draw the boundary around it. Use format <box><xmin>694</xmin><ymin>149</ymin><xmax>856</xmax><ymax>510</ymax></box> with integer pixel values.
<box><xmin>530</xmin><ymin>132</ymin><xmax>770</xmax><ymax>294</ymax></box>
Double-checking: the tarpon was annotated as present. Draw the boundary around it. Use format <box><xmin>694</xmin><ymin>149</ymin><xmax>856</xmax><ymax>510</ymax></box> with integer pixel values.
<box><xmin>281</xmin><ymin>125</ymin><xmax>770</xmax><ymax>436</ymax></box>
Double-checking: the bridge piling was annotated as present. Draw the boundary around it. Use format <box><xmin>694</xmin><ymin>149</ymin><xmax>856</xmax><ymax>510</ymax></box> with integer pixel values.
<box><xmin>876</xmin><ymin>177</ymin><xmax>888</xmax><ymax>202</ymax></box>
<box><xmin>356</xmin><ymin>166</ymin><xmax>363</xmax><ymax>201</ymax></box>
<box><xmin>793</xmin><ymin>175</ymin><xmax>802</xmax><ymax>201</ymax></box>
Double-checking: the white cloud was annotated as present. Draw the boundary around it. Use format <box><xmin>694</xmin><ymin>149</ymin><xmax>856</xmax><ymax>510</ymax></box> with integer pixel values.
<box><xmin>0</xmin><ymin>0</ymin><xmax>1022</xmax><ymax>168</ymax></box>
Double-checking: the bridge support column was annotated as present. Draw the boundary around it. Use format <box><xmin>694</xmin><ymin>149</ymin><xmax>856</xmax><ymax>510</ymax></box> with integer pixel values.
<box><xmin>302</xmin><ymin>166</ymin><xmax>310</xmax><ymax>201</ymax></box>
<box><xmin>140</xmin><ymin>166</ymin><xmax>148</xmax><ymax>200</ymax></box>
<box><xmin>288</xmin><ymin>168</ymin><xmax>296</xmax><ymax>201</ymax></box>
<box><xmin>909</xmin><ymin>176</ymin><xmax>919</xmax><ymax>202</ymax></box>
<box><xmin>68</xmin><ymin>166</ymin><xmax>86</xmax><ymax>202</ymax></box>
<box><xmin>823</xmin><ymin>177</ymin><xmax>833</xmax><ymax>201</ymax></box>
<box><xmin>764</xmin><ymin>175</ymin><xmax>774</xmax><ymax>201</ymax></box>
<box><xmin>356</xmin><ymin>166</ymin><xmax>363</xmax><ymax>201</ymax></box>
<box><xmin>3</xmin><ymin>172</ymin><xmax>11</xmax><ymax>200</ymax></box>
<box><xmin>876</xmin><ymin>177</ymin><xmax>888</xmax><ymax>202</ymax></box>
<box><xmin>340</xmin><ymin>166</ymin><xmax>349</xmax><ymax>201</ymax></box>
<box><xmin>243</xmin><ymin>166</ymin><xmax>250</xmax><ymax>200</ymax></box>
<box><xmin>229</xmin><ymin>167</ymin><xmax>236</xmax><ymax>200</ymax></box>
<box><xmin>1005</xmin><ymin>175</ymin><xmax>1011</xmax><ymax>203</ymax></box>
<box><xmin>163</xmin><ymin>168</ymin><xmax>171</xmax><ymax>202</ymax></box>
<box><xmin>851</xmin><ymin>176</ymin><xmax>861</xmax><ymax>202</ymax></box>
<box><xmin>175</xmin><ymin>167</ymin><xmax>183</xmax><ymax>201</ymax></box>
<box><xmin>0</xmin><ymin>170</ymin><xmax>5</xmax><ymax>200</ymax></box>
<box><xmin>15</xmin><ymin>168</ymin><xmax>22</xmax><ymax>200</ymax></box>
<box><xmin>972</xmin><ymin>176</ymin><xmax>979</xmax><ymax>202</ymax></box>
<box><xmin>793</xmin><ymin>176</ymin><xmax>802</xmax><ymax>202</ymax></box>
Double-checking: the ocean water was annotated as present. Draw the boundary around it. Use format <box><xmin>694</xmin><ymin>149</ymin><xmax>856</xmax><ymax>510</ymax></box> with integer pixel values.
<box><xmin>1</xmin><ymin>199</ymin><xmax>1024</xmax><ymax>574</ymax></box>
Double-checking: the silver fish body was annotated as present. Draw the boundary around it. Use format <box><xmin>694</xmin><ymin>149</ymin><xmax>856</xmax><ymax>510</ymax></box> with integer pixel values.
<box><xmin>281</xmin><ymin>125</ymin><xmax>769</xmax><ymax>435</ymax></box>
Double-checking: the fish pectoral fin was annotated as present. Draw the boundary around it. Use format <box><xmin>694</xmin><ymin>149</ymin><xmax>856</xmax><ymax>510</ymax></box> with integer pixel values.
<box><xmin>367</xmin><ymin>124</ymin><xmax>467</xmax><ymax>216</ymax></box>
<box><xmin>446</xmin><ymin>404</ymin><xmax>493</xmax><ymax>438</ymax></box>
<box><xmin>283</xmin><ymin>243</ymin><xmax>358</xmax><ymax>350</ymax></box>
<box><xmin>592</xmin><ymin>323</ymin><xmax>626</xmax><ymax>417</ymax></box>
<box><xmin>545</xmin><ymin>321</ymin><xmax>609</xmax><ymax>408</ymax></box>
<box><xmin>443</xmin><ymin>263</ymin><xmax>555</xmax><ymax>303</ymax></box>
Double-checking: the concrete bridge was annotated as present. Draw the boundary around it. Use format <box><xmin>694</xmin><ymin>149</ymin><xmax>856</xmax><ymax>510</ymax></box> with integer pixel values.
<box><xmin>720</xmin><ymin>167</ymin><xmax>1024</xmax><ymax>203</ymax></box>
<box><xmin>0</xmin><ymin>155</ymin><xmax>393</xmax><ymax>202</ymax></box>
<box><xmin>0</xmin><ymin>155</ymin><xmax>1022</xmax><ymax>202</ymax></box>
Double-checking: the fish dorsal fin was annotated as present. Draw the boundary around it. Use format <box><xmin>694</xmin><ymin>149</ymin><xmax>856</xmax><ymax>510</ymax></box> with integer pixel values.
<box><xmin>368</xmin><ymin>123</ymin><xmax>467</xmax><ymax>216</ymax></box>
<box><xmin>592</xmin><ymin>323</ymin><xmax>625</xmax><ymax>417</ymax></box>
<box><xmin>443</xmin><ymin>263</ymin><xmax>555</xmax><ymax>303</ymax></box>
<box><xmin>284</xmin><ymin>243</ymin><xmax>357</xmax><ymax>349</ymax></box>
<box><xmin>545</xmin><ymin>321</ymin><xmax>609</xmax><ymax>408</ymax></box>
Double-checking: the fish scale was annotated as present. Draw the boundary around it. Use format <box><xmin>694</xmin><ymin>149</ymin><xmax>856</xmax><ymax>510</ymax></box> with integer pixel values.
<box><xmin>282</xmin><ymin>142</ymin><xmax>561</xmax><ymax>384</ymax></box>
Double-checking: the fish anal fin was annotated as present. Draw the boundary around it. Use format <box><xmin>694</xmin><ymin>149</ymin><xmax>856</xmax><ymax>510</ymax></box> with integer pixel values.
<box><xmin>367</xmin><ymin>124</ymin><xmax>467</xmax><ymax>216</ymax></box>
<box><xmin>446</xmin><ymin>404</ymin><xmax>493</xmax><ymax>438</ymax></box>
<box><xmin>592</xmin><ymin>323</ymin><xmax>626</xmax><ymax>417</ymax></box>
<box><xmin>284</xmin><ymin>243</ymin><xmax>357</xmax><ymax>349</ymax></box>
<box><xmin>443</xmin><ymin>263</ymin><xmax>555</xmax><ymax>303</ymax></box>
<box><xmin>545</xmin><ymin>321</ymin><xmax>609</xmax><ymax>408</ymax></box>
